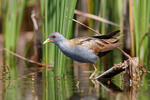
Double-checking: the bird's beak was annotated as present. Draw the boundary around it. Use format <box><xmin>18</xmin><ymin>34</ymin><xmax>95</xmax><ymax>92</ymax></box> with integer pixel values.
<box><xmin>43</xmin><ymin>39</ymin><xmax>52</xmax><ymax>44</ymax></box>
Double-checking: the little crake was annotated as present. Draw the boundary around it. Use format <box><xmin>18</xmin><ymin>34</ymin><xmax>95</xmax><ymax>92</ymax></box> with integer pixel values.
<box><xmin>43</xmin><ymin>30</ymin><xmax>121</xmax><ymax>79</ymax></box>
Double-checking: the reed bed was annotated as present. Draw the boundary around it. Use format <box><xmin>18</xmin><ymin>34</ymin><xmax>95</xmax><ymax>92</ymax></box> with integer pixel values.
<box><xmin>41</xmin><ymin>0</ymin><xmax>76</xmax><ymax>74</ymax></box>
<box><xmin>40</xmin><ymin>0</ymin><xmax>76</xmax><ymax>99</ymax></box>
<box><xmin>1</xmin><ymin>0</ymin><xmax>26</xmax><ymax>99</ymax></box>
<box><xmin>2</xmin><ymin>0</ymin><xmax>26</xmax><ymax>65</ymax></box>
<box><xmin>132</xmin><ymin>0</ymin><xmax>150</xmax><ymax>65</ymax></box>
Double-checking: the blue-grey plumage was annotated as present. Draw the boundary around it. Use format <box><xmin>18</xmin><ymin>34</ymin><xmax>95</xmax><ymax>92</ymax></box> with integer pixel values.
<box><xmin>58</xmin><ymin>41</ymin><xmax>98</xmax><ymax>64</ymax></box>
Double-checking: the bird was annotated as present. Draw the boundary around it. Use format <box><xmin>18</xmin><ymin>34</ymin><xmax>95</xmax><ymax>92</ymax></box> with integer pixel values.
<box><xmin>43</xmin><ymin>30</ymin><xmax>121</xmax><ymax>79</ymax></box>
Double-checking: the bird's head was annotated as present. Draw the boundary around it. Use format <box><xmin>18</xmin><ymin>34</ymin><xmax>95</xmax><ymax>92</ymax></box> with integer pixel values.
<box><xmin>43</xmin><ymin>32</ymin><xmax>66</xmax><ymax>45</ymax></box>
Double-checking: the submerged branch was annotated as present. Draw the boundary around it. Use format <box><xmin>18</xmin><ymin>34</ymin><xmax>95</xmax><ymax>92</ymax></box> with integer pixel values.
<box><xmin>96</xmin><ymin>57</ymin><xmax>146</xmax><ymax>80</ymax></box>
<box><xmin>96</xmin><ymin>60</ymin><xmax>128</xmax><ymax>80</ymax></box>
<box><xmin>0</xmin><ymin>48</ymin><xmax>52</xmax><ymax>68</ymax></box>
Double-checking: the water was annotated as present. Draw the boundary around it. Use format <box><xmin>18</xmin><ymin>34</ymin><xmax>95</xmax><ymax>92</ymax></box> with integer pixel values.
<box><xmin>0</xmin><ymin>58</ymin><xmax>150</xmax><ymax>100</ymax></box>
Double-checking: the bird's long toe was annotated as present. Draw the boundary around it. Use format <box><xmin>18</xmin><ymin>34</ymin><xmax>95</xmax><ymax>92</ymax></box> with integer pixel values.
<box><xmin>89</xmin><ymin>69</ymin><xmax>98</xmax><ymax>79</ymax></box>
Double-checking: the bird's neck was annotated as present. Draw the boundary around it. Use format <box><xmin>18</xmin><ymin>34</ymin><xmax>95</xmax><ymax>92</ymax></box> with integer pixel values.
<box><xmin>56</xmin><ymin>39</ymin><xmax>71</xmax><ymax>52</ymax></box>
<box><xmin>55</xmin><ymin>39</ymin><xmax>67</xmax><ymax>47</ymax></box>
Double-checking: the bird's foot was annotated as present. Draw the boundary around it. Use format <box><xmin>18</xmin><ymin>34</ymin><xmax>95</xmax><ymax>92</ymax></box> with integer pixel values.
<box><xmin>89</xmin><ymin>69</ymin><xmax>98</xmax><ymax>80</ymax></box>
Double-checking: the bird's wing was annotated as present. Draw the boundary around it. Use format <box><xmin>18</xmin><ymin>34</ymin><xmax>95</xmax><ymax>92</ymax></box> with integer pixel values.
<box><xmin>67</xmin><ymin>36</ymin><xmax>121</xmax><ymax>55</ymax></box>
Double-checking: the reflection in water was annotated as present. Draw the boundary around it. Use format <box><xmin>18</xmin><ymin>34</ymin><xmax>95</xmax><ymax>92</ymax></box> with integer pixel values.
<box><xmin>98</xmin><ymin>79</ymin><xmax>123</xmax><ymax>93</ymax></box>
<box><xmin>0</xmin><ymin>60</ymin><xmax>149</xmax><ymax>100</ymax></box>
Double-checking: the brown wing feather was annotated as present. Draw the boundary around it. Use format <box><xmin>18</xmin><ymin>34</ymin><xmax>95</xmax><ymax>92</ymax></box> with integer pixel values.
<box><xmin>67</xmin><ymin>37</ymin><xmax>91</xmax><ymax>46</ymax></box>
<box><xmin>67</xmin><ymin>36</ymin><xmax>121</xmax><ymax>56</ymax></box>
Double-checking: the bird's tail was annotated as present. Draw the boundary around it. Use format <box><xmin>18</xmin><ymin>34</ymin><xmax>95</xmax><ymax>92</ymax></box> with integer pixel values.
<box><xmin>92</xmin><ymin>30</ymin><xmax>120</xmax><ymax>39</ymax></box>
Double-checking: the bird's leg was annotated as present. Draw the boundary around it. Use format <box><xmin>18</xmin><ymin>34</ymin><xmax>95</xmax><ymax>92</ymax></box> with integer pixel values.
<box><xmin>89</xmin><ymin>64</ymin><xmax>98</xmax><ymax>79</ymax></box>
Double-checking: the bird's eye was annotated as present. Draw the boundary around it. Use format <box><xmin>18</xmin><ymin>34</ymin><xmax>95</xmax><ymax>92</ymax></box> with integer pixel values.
<box><xmin>52</xmin><ymin>35</ymin><xmax>56</xmax><ymax>38</ymax></box>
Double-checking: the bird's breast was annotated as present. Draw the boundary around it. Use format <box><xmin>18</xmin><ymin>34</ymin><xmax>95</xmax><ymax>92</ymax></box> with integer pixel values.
<box><xmin>57</xmin><ymin>42</ymin><xmax>98</xmax><ymax>64</ymax></box>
